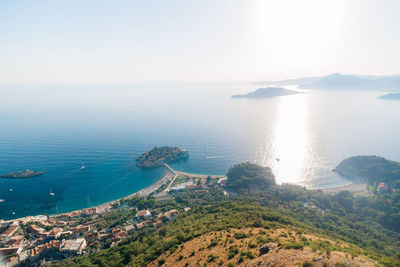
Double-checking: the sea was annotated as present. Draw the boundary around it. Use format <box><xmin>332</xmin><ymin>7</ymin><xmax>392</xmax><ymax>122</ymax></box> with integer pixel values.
<box><xmin>1</xmin><ymin>82</ymin><xmax>400</xmax><ymax>220</ymax></box>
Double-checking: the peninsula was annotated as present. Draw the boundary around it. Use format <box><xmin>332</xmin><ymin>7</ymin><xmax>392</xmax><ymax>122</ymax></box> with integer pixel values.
<box><xmin>1</xmin><ymin>169</ymin><xmax>44</xmax><ymax>179</ymax></box>
<box><xmin>378</xmin><ymin>92</ymin><xmax>400</xmax><ymax>100</ymax></box>
<box><xmin>333</xmin><ymin>155</ymin><xmax>400</xmax><ymax>186</ymax></box>
<box><xmin>232</xmin><ymin>87</ymin><xmax>301</xmax><ymax>99</ymax></box>
<box><xmin>136</xmin><ymin>146</ymin><xmax>189</xmax><ymax>168</ymax></box>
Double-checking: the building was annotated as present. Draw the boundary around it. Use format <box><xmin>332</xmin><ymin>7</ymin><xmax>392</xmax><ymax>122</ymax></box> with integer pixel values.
<box><xmin>218</xmin><ymin>176</ymin><xmax>228</xmax><ymax>186</ymax></box>
<box><xmin>29</xmin><ymin>225</ymin><xmax>48</xmax><ymax>238</ymax></box>
<box><xmin>29</xmin><ymin>240</ymin><xmax>61</xmax><ymax>259</ymax></box>
<box><xmin>48</xmin><ymin>228</ymin><xmax>63</xmax><ymax>239</ymax></box>
<box><xmin>0</xmin><ymin>224</ymin><xmax>20</xmax><ymax>242</ymax></box>
<box><xmin>135</xmin><ymin>210</ymin><xmax>151</xmax><ymax>219</ymax></box>
<box><xmin>0</xmin><ymin>247</ymin><xmax>22</xmax><ymax>256</ymax></box>
<box><xmin>71</xmin><ymin>225</ymin><xmax>91</xmax><ymax>234</ymax></box>
<box><xmin>164</xmin><ymin>209</ymin><xmax>179</xmax><ymax>220</ymax></box>
<box><xmin>60</xmin><ymin>238</ymin><xmax>87</xmax><ymax>255</ymax></box>
<box><xmin>124</xmin><ymin>224</ymin><xmax>135</xmax><ymax>232</ymax></box>
<box><xmin>378</xmin><ymin>182</ymin><xmax>388</xmax><ymax>193</ymax></box>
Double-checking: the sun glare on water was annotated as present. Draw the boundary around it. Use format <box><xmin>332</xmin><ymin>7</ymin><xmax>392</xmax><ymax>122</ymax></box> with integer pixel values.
<box><xmin>270</xmin><ymin>94</ymin><xmax>311</xmax><ymax>185</ymax></box>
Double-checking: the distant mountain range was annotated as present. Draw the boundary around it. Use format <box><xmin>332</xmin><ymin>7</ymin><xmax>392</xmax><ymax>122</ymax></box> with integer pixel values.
<box><xmin>258</xmin><ymin>73</ymin><xmax>400</xmax><ymax>91</ymax></box>
<box><xmin>232</xmin><ymin>87</ymin><xmax>301</xmax><ymax>99</ymax></box>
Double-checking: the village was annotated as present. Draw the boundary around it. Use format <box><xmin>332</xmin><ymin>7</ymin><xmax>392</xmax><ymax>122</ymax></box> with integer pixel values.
<box><xmin>0</xmin><ymin>171</ymin><xmax>228</xmax><ymax>266</ymax></box>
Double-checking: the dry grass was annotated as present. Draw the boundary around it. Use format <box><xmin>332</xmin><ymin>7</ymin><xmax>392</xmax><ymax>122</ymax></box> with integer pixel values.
<box><xmin>149</xmin><ymin>228</ymin><xmax>380</xmax><ymax>267</ymax></box>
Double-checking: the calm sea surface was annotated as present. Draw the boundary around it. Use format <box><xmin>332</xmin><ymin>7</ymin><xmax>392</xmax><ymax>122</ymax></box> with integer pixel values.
<box><xmin>1</xmin><ymin>83</ymin><xmax>400</xmax><ymax>220</ymax></box>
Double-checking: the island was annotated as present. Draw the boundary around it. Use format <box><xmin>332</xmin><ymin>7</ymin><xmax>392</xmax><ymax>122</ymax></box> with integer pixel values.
<box><xmin>1</xmin><ymin>169</ymin><xmax>44</xmax><ymax>179</ymax></box>
<box><xmin>378</xmin><ymin>92</ymin><xmax>400</xmax><ymax>100</ymax></box>
<box><xmin>232</xmin><ymin>87</ymin><xmax>301</xmax><ymax>99</ymax></box>
<box><xmin>136</xmin><ymin>146</ymin><xmax>189</xmax><ymax>168</ymax></box>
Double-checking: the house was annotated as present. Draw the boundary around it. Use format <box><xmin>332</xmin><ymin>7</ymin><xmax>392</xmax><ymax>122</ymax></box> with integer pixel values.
<box><xmin>0</xmin><ymin>220</ymin><xmax>10</xmax><ymax>229</ymax></box>
<box><xmin>0</xmin><ymin>224</ymin><xmax>20</xmax><ymax>242</ymax></box>
<box><xmin>378</xmin><ymin>182</ymin><xmax>388</xmax><ymax>193</ymax></box>
<box><xmin>164</xmin><ymin>209</ymin><xmax>179</xmax><ymax>220</ymax></box>
<box><xmin>29</xmin><ymin>240</ymin><xmax>61</xmax><ymax>259</ymax></box>
<box><xmin>85</xmin><ymin>232</ymin><xmax>98</xmax><ymax>243</ymax></box>
<box><xmin>157</xmin><ymin>213</ymin><xmax>166</xmax><ymax>221</ymax></box>
<box><xmin>48</xmin><ymin>228</ymin><xmax>63</xmax><ymax>239</ymax></box>
<box><xmin>29</xmin><ymin>225</ymin><xmax>46</xmax><ymax>238</ymax></box>
<box><xmin>136</xmin><ymin>222</ymin><xmax>145</xmax><ymax>229</ymax></box>
<box><xmin>217</xmin><ymin>176</ymin><xmax>228</xmax><ymax>186</ymax></box>
<box><xmin>0</xmin><ymin>247</ymin><xmax>22</xmax><ymax>256</ymax></box>
<box><xmin>135</xmin><ymin>210</ymin><xmax>151</xmax><ymax>219</ymax></box>
<box><xmin>194</xmin><ymin>189</ymin><xmax>209</xmax><ymax>194</ymax></box>
<box><xmin>99</xmin><ymin>233</ymin><xmax>112</xmax><ymax>240</ymax></box>
<box><xmin>60</xmin><ymin>238</ymin><xmax>87</xmax><ymax>255</ymax></box>
<box><xmin>124</xmin><ymin>224</ymin><xmax>135</xmax><ymax>232</ymax></box>
<box><xmin>71</xmin><ymin>225</ymin><xmax>90</xmax><ymax>234</ymax></box>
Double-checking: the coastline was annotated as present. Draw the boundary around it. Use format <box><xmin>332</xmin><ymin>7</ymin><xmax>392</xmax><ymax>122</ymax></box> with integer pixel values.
<box><xmin>3</xmin><ymin>164</ymin><xmax>222</xmax><ymax>222</ymax></box>
<box><xmin>3</xmin><ymin>165</ymin><xmax>368</xmax><ymax>222</ymax></box>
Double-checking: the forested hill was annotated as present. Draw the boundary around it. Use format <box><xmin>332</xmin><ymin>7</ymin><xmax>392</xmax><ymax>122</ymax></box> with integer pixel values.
<box><xmin>333</xmin><ymin>155</ymin><xmax>400</xmax><ymax>186</ymax></box>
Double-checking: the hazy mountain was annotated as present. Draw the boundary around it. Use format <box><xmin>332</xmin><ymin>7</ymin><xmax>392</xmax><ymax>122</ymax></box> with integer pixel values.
<box><xmin>254</xmin><ymin>76</ymin><xmax>321</xmax><ymax>86</ymax></box>
<box><xmin>379</xmin><ymin>92</ymin><xmax>400</xmax><ymax>100</ymax></box>
<box><xmin>232</xmin><ymin>87</ymin><xmax>301</xmax><ymax>99</ymax></box>
<box><xmin>258</xmin><ymin>73</ymin><xmax>400</xmax><ymax>91</ymax></box>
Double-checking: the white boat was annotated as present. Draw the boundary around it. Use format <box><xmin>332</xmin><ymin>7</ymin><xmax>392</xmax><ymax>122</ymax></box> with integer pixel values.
<box><xmin>80</xmin><ymin>164</ymin><xmax>86</xmax><ymax>170</ymax></box>
<box><xmin>0</xmin><ymin>199</ymin><xmax>5</xmax><ymax>203</ymax></box>
<box><xmin>49</xmin><ymin>192</ymin><xmax>55</xmax><ymax>196</ymax></box>
<box><xmin>9</xmin><ymin>188</ymin><xmax>13</xmax><ymax>192</ymax></box>
<box><xmin>12</xmin><ymin>212</ymin><xmax>15</xmax><ymax>215</ymax></box>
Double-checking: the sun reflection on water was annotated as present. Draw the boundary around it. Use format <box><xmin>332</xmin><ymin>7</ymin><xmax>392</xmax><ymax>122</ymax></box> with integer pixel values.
<box><xmin>270</xmin><ymin>94</ymin><xmax>310</xmax><ymax>185</ymax></box>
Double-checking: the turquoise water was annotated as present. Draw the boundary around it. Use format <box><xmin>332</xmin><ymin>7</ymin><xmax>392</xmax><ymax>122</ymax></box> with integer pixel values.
<box><xmin>1</xmin><ymin>83</ymin><xmax>400</xmax><ymax>220</ymax></box>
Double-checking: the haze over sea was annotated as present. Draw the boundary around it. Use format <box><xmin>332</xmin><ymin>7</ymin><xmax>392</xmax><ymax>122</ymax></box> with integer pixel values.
<box><xmin>1</xmin><ymin>83</ymin><xmax>400</xmax><ymax>220</ymax></box>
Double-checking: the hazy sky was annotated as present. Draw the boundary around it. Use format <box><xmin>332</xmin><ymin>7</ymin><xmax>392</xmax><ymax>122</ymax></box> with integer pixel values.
<box><xmin>1</xmin><ymin>0</ymin><xmax>399</xmax><ymax>84</ymax></box>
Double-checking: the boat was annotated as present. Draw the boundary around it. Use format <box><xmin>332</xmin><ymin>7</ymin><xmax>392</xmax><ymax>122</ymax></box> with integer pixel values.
<box><xmin>80</xmin><ymin>164</ymin><xmax>86</xmax><ymax>170</ymax></box>
<box><xmin>12</xmin><ymin>212</ymin><xmax>15</xmax><ymax>215</ymax></box>
<box><xmin>0</xmin><ymin>199</ymin><xmax>5</xmax><ymax>203</ymax></box>
<box><xmin>9</xmin><ymin>188</ymin><xmax>13</xmax><ymax>192</ymax></box>
<box><xmin>49</xmin><ymin>191</ymin><xmax>55</xmax><ymax>196</ymax></box>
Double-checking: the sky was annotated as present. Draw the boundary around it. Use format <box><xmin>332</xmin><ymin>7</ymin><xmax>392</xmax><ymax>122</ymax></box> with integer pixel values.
<box><xmin>0</xmin><ymin>0</ymin><xmax>400</xmax><ymax>84</ymax></box>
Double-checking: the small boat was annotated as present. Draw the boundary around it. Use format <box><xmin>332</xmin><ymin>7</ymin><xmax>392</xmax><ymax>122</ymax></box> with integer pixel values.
<box><xmin>12</xmin><ymin>212</ymin><xmax>15</xmax><ymax>215</ymax></box>
<box><xmin>9</xmin><ymin>188</ymin><xmax>13</xmax><ymax>192</ymax></box>
<box><xmin>0</xmin><ymin>199</ymin><xmax>5</xmax><ymax>203</ymax></box>
<box><xmin>49</xmin><ymin>191</ymin><xmax>55</xmax><ymax>196</ymax></box>
<box><xmin>80</xmin><ymin>164</ymin><xmax>86</xmax><ymax>170</ymax></box>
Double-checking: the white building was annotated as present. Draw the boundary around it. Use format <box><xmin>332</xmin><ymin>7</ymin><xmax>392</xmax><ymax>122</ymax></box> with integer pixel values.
<box><xmin>60</xmin><ymin>238</ymin><xmax>87</xmax><ymax>255</ymax></box>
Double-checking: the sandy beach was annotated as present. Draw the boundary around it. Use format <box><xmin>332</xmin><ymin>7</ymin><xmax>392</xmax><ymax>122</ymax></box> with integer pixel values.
<box><xmin>319</xmin><ymin>182</ymin><xmax>369</xmax><ymax>194</ymax></box>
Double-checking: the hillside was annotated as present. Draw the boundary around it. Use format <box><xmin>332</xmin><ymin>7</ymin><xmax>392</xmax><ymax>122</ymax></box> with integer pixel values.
<box><xmin>149</xmin><ymin>228</ymin><xmax>379</xmax><ymax>267</ymax></box>
<box><xmin>47</xmin><ymin>161</ymin><xmax>400</xmax><ymax>267</ymax></box>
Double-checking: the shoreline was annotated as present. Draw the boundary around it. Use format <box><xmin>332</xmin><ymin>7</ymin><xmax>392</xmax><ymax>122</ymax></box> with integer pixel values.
<box><xmin>2</xmin><ymin>164</ymin><xmax>223</xmax><ymax>222</ymax></box>
<box><xmin>2</xmin><ymin>166</ymin><xmax>368</xmax><ymax>222</ymax></box>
